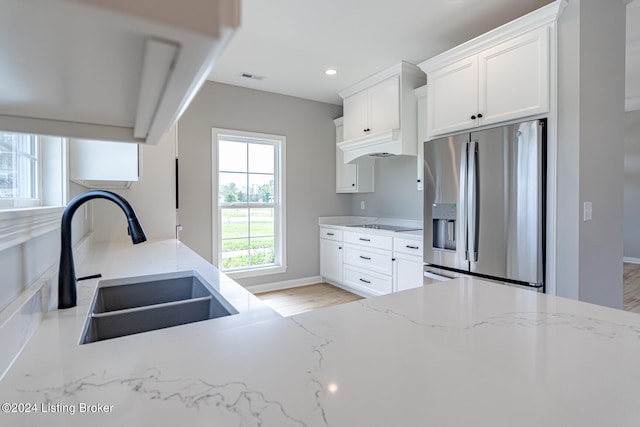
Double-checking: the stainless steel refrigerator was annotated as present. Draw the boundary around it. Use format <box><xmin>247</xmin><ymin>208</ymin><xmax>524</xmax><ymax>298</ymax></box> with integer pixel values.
<box><xmin>423</xmin><ymin>119</ymin><xmax>545</xmax><ymax>291</ymax></box>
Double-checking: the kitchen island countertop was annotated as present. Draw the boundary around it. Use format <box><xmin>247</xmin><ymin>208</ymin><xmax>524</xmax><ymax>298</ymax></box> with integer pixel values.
<box><xmin>1</xmin><ymin>239</ymin><xmax>639</xmax><ymax>426</ymax></box>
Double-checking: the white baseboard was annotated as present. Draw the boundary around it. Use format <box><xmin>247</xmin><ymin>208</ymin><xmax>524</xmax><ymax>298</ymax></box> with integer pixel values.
<box><xmin>623</xmin><ymin>257</ymin><xmax>640</xmax><ymax>264</ymax></box>
<box><xmin>244</xmin><ymin>275</ymin><xmax>323</xmax><ymax>294</ymax></box>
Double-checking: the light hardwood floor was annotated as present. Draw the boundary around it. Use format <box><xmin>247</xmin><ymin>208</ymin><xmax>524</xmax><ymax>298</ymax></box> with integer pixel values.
<box><xmin>255</xmin><ymin>283</ymin><xmax>363</xmax><ymax>317</ymax></box>
<box><xmin>256</xmin><ymin>268</ymin><xmax>640</xmax><ymax>317</ymax></box>
<box><xmin>623</xmin><ymin>263</ymin><xmax>640</xmax><ymax>314</ymax></box>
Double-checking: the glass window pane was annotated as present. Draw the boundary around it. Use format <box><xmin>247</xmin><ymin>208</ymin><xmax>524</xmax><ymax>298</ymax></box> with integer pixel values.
<box><xmin>250</xmin><ymin>208</ymin><xmax>274</xmax><ymax>237</ymax></box>
<box><xmin>219</xmin><ymin>172</ymin><xmax>247</xmax><ymax>204</ymax></box>
<box><xmin>249</xmin><ymin>247</ymin><xmax>274</xmax><ymax>266</ymax></box>
<box><xmin>248</xmin><ymin>143</ymin><xmax>274</xmax><ymax>174</ymax></box>
<box><xmin>219</xmin><ymin>140</ymin><xmax>247</xmax><ymax>172</ymax></box>
<box><xmin>0</xmin><ymin>132</ymin><xmax>38</xmax><ymax>201</ymax></box>
<box><xmin>222</xmin><ymin>249</ymin><xmax>250</xmax><ymax>270</ymax></box>
<box><xmin>221</xmin><ymin>208</ymin><xmax>248</xmax><ymax>239</ymax></box>
<box><xmin>248</xmin><ymin>174</ymin><xmax>274</xmax><ymax>203</ymax></box>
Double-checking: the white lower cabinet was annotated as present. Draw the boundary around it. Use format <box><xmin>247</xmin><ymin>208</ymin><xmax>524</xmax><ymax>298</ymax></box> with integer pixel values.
<box><xmin>393</xmin><ymin>236</ymin><xmax>424</xmax><ymax>292</ymax></box>
<box><xmin>320</xmin><ymin>228</ymin><xmax>343</xmax><ymax>284</ymax></box>
<box><xmin>320</xmin><ymin>227</ymin><xmax>424</xmax><ymax>297</ymax></box>
<box><xmin>393</xmin><ymin>255</ymin><xmax>424</xmax><ymax>292</ymax></box>
<box><xmin>342</xmin><ymin>230</ymin><xmax>394</xmax><ymax>296</ymax></box>
<box><xmin>343</xmin><ymin>266</ymin><xmax>393</xmax><ymax>296</ymax></box>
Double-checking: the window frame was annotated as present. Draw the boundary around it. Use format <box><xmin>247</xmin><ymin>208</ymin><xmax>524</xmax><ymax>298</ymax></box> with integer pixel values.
<box><xmin>212</xmin><ymin>128</ymin><xmax>287</xmax><ymax>278</ymax></box>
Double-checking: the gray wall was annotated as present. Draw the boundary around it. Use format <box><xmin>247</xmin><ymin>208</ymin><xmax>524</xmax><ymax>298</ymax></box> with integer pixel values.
<box><xmin>555</xmin><ymin>0</ymin><xmax>625</xmax><ymax>307</ymax></box>
<box><xmin>91</xmin><ymin>128</ymin><xmax>177</xmax><ymax>244</ymax></box>
<box><xmin>351</xmin><ymin>156</ymin><xmax>422</xmax><ymax>220</ymax></box>
<box><xmin>624</xmin><ymin>110</ymin><xmax>640</xmax><ymax>259</ymax></box>
<box><xmin>177</xmin><ymin>81</ymin><xmax>349</xmax><ymax>286</ymax></box>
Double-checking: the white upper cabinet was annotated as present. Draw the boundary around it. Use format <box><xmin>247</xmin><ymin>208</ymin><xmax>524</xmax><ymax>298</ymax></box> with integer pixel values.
<box><xmin>343</xmin><ymin>91</ymin><xmax>371</xmax><ymax>141</ymax></box>
<box><xmin>0</xmin><ymin>0</ymin><xmax>239</xmax><ymax>145</ymax></box>
<box><xmin>69</xmin><ymin>139</ymin><xmax>140</xmax><ymax>189</ymax></box>
<box><xmin>334</xmin><ymin>117</ymin><xmax>374</xmax><ymax>193</ymax></box>
<box><xmin>338</xmin><ymin>62</ymin><xmax>425</xmax><ymax>163</ymax></box>
<box><xmin>343</xmin><ymin>76</ymin><xmax>400</xmax><ymax>141</ymax></box>
<box><xmin>479</xmin><ymin>27</ymin><xmax>549</xmax><ymax>125</ymax></box>
<box><xmin>419</xmin><ymin>2</ymin><xmax>562</xmax><ymax>140</ymax></box>
<box><xmin>426</xmin><ymin>57</ymin><xmax>479</xmax><ymax>137</ymax></box>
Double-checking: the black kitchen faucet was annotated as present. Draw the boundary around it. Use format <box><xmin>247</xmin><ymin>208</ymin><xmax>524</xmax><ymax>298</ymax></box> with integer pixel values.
<box><xmin>58</xmin><ymin>190</ymin><xmax>146</xmax><ymax>309</ymax></box>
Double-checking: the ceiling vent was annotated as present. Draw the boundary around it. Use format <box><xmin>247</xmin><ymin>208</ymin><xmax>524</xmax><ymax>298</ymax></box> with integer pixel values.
<box><xmin>239</xmin><ymin>72</ymin><xmax>265</xmax><ymax>81</ymax></box>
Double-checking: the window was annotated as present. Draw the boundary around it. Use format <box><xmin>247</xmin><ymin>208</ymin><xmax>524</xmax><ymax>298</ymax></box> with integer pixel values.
<box><xmin>214</xmin><ymin>129</ymin><xmax>286</xmax><ymax>277</ymax></box>
<box><xmin>0</xmin><ymin>131</ymin><xmax>65</xmax><ymax>252</ymax></box>
<box><xmin>0</xmin><ymin>131</ymin><xmax>40</xmax><ymax>208</ymax></box>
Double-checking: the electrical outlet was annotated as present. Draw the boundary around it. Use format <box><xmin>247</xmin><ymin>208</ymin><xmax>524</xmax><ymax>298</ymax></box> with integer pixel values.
<box><xmin>583</xmin><ymin>202</ymin><xmax>592</xmax><ymax>221</ymax></box>
<box><xmin>360</xmin><ymin>200</ymin><xmax>366</xmax><ymax>210</ymax></box>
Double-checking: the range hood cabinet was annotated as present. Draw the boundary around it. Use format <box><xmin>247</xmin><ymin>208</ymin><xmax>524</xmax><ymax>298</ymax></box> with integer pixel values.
<box><xmin>337</xmin><ymin>62</ymin><xmax>425</xmax><ymax>163</ymax></box>
<box><xmin>337</xmin><ymin>129</ymin><xmax>402</xmax><ymax>163</ymax></box>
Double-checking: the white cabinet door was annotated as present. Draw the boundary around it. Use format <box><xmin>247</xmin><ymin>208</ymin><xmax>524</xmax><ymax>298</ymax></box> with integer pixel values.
<box><xmin>368</xmin><ymin>76</ymin><xmax>400</xmax><ymax>134</ymax></box>
<box><xmin>479</xmin><ymin>26</ymin><xmax>549</xmax><ymax>126</ymax></box>
<box><xmin>336</xmin><ymin>146</ymin><xmax>358</xmax><ymax>192</ymax></box>
<box><xmin>427</xmin><ymin>56</ymin><xmax>478</xmax><ymax>138</ymax></box>
<box><xmin>334</xmin><ymin>117</ymin><xmax>374</xmax><ymax>193</ymax></box>
<box><xmin>343</xmin><ymin>265</ymin><xmax>393</xmax><ymax>296</ymax></box>
<box><xmin>320</xmin><ymin>239</ymin><xmax>343</xmax><ymax>284</ymax></box>
<box><xmin>393</xmin><ymin>254</ymin><xmax>424</xmax><ymax>292</ymax></box>
<box><xmin>343</xmin><ymin>76</ymin><xmax>400</xmax><ymax>140</ymax></box>
<box><xmin>343</xmin><ymin>91</ymin><xmax>369</xmax><ymax>140</ymax></box>
<box><xmin>343</xmin><ymin>244</ymin><xmax>393</xmax><ymax>276</ymax></box>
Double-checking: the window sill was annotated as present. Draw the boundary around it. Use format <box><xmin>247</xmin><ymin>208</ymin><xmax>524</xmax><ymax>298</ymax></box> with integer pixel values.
<box><xmin>0</xmin><ymin>206</ymin><xmax>64</xmax><ymax>252</ymax></box>
<box><xmin>224</xmin><ymin>265</ymin><xmax>287</xmax><ymax>280</ymax></box>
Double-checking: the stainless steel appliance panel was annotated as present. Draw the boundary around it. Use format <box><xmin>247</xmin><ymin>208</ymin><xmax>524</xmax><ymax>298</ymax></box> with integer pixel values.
<box><xmin>468</xmin><ymin>120</ymin><xmax>544</xmax><ymax>285</ymax></box>
<box><xmin>423</xmin><ymin>133</ymin><xmax>468</xmax><ymax>271</ymax></box>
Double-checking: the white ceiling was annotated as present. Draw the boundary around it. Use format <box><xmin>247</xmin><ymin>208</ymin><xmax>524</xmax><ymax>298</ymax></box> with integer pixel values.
<box><xmin>209</xmin><ymin>0</ymin><xmax>640</xmax><ymax>110</ymax></box>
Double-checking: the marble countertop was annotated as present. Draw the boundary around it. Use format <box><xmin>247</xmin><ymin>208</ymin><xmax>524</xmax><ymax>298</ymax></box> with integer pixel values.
<box><xmin>1</xmin><ymin>240</ymin><xmax>640</xmax><ymax>426</ymax></box>
<box><xmin>318</xmin><ymin>216</ymin><xmax>423</xmax><ymax>238</ymax></box>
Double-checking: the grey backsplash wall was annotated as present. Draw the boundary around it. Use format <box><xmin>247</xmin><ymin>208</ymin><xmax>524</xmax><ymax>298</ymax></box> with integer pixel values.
<box><xmin>350</xmin><ymin>155</ymin><xmax>423</xmax><ymax>221</ymax></box>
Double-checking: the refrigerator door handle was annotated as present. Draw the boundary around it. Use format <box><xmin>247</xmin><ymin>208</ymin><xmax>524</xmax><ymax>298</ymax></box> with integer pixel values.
<box><xmin>460</xmin><ymin>141</ymin><xmax>469</xmax><ymax>261</ymax></box>
<box><xmin>468</xmin><ymin>140</ymin><xmax>479</xmax><ymax>262</ymax></box>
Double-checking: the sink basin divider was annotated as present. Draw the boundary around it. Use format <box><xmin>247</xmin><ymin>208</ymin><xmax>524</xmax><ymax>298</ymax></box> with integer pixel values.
<box><xmin>90</xmin><ymin>296</ymin><xmax>213</xmax><ymax>318</ymax></box>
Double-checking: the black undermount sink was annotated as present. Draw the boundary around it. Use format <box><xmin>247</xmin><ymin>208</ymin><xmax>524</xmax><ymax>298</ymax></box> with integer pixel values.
<box><xmin>80</xmin><ymin>271</ymin><xmax>238</xmax><ymax>344</ymax></box>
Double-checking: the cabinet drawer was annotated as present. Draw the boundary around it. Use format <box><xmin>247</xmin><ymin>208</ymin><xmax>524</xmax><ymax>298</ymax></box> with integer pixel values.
<box><xmin>343</xmin><ymin>266</ymin><xmax>392</xmax><ymax>296</ymax></box>
<box><xmin>344</xmin><ymin>244</ymin><xmax>392</xmax><ymax>276</ymax></box>
<box><xmin>393</xmin><ymin>237</ymin><xmax>423</xmax><ymax>256</ymax></box>
<box><xmin>320</xmin><ymin>228</ymin><xmax>343</xmax><ymax>242</ymax></box>
<box><xmin>343</xmin><ymin>231</ymin><xmax>392</xmax><ymax>250</ymax></box>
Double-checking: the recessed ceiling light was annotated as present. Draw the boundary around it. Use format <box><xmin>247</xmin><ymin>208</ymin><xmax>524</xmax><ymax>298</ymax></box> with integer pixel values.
<box><xmin>325</xmin><ymin>68</ymin><xmax>337</xmax><ymax>76</ymax></box>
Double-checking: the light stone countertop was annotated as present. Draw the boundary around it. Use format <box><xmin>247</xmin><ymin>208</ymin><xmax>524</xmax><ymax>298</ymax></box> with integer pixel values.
<box><xmin>318</xmin><ymin>216</ymin><xmax>423</xmax><ymax>239</ymax></box>
<box><xmin>1</xmin><ymin>240</ymin><xmax>640</xmax><ymax>426</ymax></box>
